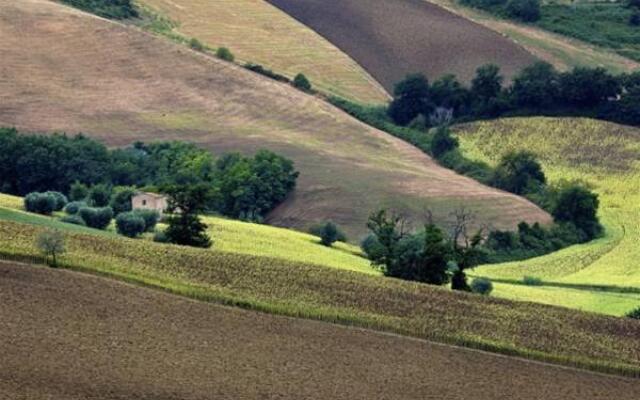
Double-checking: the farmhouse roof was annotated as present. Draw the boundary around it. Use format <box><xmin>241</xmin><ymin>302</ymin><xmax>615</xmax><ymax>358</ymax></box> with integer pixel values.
<box><xmin>135</xmin><ymin>191</ymin><xmax>167</xmax><ymax>199</ymax></box>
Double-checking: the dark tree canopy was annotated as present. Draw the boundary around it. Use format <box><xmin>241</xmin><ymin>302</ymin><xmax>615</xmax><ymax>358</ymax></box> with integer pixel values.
<box><xmin>388</xmin><ymin>74</ymin><xmax>433</xmax><ymax>126</ymax></box>
<box><xmin>511</xmin><ymin>61</ymin><xmax>560</xmax><ymax>109</ymax></box>
<box><xmin>492</xmin><ymin>151</ymin><xmax>547</xmax><ymax>195</ymax></box>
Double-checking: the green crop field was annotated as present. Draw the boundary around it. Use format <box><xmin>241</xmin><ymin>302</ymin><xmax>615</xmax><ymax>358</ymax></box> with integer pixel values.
<box><xmin>456</xmin><ymin>117</ymin><xmax>640</xmax><ymax>315</ymax></box>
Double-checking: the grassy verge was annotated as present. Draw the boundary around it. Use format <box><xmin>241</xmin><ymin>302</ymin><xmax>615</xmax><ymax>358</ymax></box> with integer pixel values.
<box><xmin>1</xmin><ymin>214</ymin><xmax>639</xmax><ymax>377</ymax></box>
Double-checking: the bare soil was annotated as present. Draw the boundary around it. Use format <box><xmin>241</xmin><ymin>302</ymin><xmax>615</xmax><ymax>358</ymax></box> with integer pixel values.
<box><xmin>0</xmin><ymin>0</ymin><xmax>550</xmax><ymax>238</ymax></box>
<box><xmin>267</xmin><ymin>0</ymin><xmax>537</xmax><ymax>91</ymax></box>
<box><xmin>1</xmin><ymin>262</ymin><xmax>639</xmax><ymax>400</ymax></box>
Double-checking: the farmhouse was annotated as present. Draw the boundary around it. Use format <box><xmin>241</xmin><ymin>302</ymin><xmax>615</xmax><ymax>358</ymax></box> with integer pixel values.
<box><xmin>131</xmin><ymin>192</ymin><xmax>168</xmax><ymax>214</ymax></box>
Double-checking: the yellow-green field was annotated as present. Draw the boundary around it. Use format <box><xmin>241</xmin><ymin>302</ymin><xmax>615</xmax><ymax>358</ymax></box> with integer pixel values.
<box><xmin>0</xmin><ymin>193</ymin><xmax>374</xmax><ymax>275</ymax></box>
<box><xmin>456</xmin><ymin>117</ymin><xmax>640</xmax><ymax>315</ymax></box>
<box><xmin>137</xmin><ymin>0</ymin><xmax>389</xmax><ymax>104</ymax></box>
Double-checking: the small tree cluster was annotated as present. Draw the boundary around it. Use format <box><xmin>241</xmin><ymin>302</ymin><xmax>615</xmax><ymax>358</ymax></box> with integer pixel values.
<box><xmin>24</xmin><ymin>192</ymin><xmax>68</xmax><ymax>215</ymax></box>
<box><xmin>79</xmin><ymin>207</ymin><xmax>114</xmax><ymax>230</ymax></box>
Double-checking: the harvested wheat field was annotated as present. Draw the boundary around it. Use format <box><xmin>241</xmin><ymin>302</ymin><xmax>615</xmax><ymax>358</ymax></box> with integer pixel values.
<box><xmin>1</xmin><ymin>262</ymin><xmax>639</xmax><ymax>400</ymax></box>
<box><xmin>137</xmin><ymin>0</ymin><xmax>389</xmax><ymax>103</ymax></box>
<box><xmin>267</xmin><ymin>0</ymin><xmax>537</xmax><ymax>91</ymax></box>
<box><xmin>0</xmin><ymin>0</ymin><xmax>550</xmax><ymax>238</ymax></box>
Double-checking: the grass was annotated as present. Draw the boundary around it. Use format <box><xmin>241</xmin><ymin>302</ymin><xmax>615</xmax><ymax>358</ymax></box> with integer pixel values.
<box><xmin>455</xmin><ymin>117</ymin><xmax>640</xmax><ymax>315</ymax></box>
<box><xmin>135</xmin><ymin>0</ymin><xmax>389</xmax><ymax>104</ymax></box>
<box><xmin>1</xmin><ymin>213</ymin><xmax>640</xmax><ymax>377</ymax></box>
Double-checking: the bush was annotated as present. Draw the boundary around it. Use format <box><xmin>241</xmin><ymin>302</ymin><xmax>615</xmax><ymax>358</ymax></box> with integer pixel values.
<box><xmin>361</xmin><ymin>234</ymin><xmax>385</xmax><ymax>260</ymax></box>
<box><xmin>116</xmin><ymin>212</ymin><xmax>146</xmax><ymax>238</ymax></box>
<box><xmin>552</xmin><ymin>184</ymin><xmax>602</xmax><ymax>240</ymax></box>
<box><xmin>310</xmin><ymin>222</ymin><xmax>347</xmax><ymax>243</ymax></box>
<box><xmin>216</xmin><ymin>47</ymin><xmax>234</xmax><ymax>62</ymax></box>
<box><xmin>46</xmin><ymin>191</ymin><xmax>68</xmax><ymax>211</ymax></box>
<box><xmin>63</xmin><ymin>201</ymin><xmax>87</xmax><ymax>215</ymax></box>
<box><xmin>110</xmin><ymin>187</ymin><xmax>135</xmax><ymax>214</ymax></box>
<box><xmin>189</xmin><ymin>38</ymin><xmax>205</xmax><ymax>52</ymax></box>
<box><xmin>430</xmin><ymin>126</ymin><xmax>459</xmax><ymax>158</ymax></box>
<box><xmin>313</xmin><ymin>222</ymin><xmax>339</xmax><ymax>247</ymax></box>
<box><xmin>79</xmin><ymin>207</ymin><xmax>113</xmax><ymax>230</ymax></box>
<box><xmin>492</xmin><ymin>151</ymin><xmax>546</xmax><ymax>195</ymax></box>
<box><xmin>24</xmin><ymin>192</ymin><xmax>57</xmax><ymax>215</ymax></box>
<box><xmin>60</xmin><ymin>214</ymin><xmax>86</xmax><ymax>226</ymax></box>
<box><xmin>244</xmin><ymin>63</ymin><xmax>290</xmax><ymax>83</ymax></box>
<box><xmin>388</xmin><ymin>74</ymin><xmax>433</xmax><ymax>126</ymax></box>
<box><xmin>506</xmin><ymin>0</ymin><xmax>541</xmax><ymax>22</ymax></box>
<box><xmin>132</xmin><ymin>209</ymin><xmax>160</xmax><ymax>232</ymax></box>
<box><xmin>153</xmin><ymin>230</ymin><xmax>169</xmax><ymax>243</ymax></box>
<box><xmin>293</xmin><ymin>73</ymin><xmax>312</xmax><ymax>92</ymax></box>
<box><xmin>88</xmin><ymin>184</ymin><xmax>111</xmax><ymax>207</ymax></box>
<box><xmin>69</xmin><ymin>181</ymin><xmax>89</xmax><ymax>201</ymax></box>
<box><xmin>626</xmin><ymin>307</ymin><xmax>640</xmax><ymax>319</ymax></box>
<box><xmin>471</xmin><ymin>278</ymin><xmax>494</xmax><ymax>295</ymax></box>
<box><xmin>523</xmin><ymin>276</ymin><xmax>543</xmax><ymax>286</ymax></box>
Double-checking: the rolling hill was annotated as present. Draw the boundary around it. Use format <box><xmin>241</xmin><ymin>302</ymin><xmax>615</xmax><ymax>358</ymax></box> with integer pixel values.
<box><xmin>267</xmin><ymin>0</ymin><xmax>537</xmax><ymax>90</ymax></box>
<box><xmin>3</xmin><ymin>262</ymin><xmax>639</xmax><ymax>399</ymax></box>
<box><xmin>0</xmin><ymin>0</ymin><xmax>550</xmax><ymax>239</ymax></box>
<box><xmin>455</xmin><ymin>117</ymin><xmax>640</xmax><ymax>315</ymax></box>
<box><xmin>136</xmin><ymin>0</ymin><xmax>389</xmax><ymax>104</ymax></box>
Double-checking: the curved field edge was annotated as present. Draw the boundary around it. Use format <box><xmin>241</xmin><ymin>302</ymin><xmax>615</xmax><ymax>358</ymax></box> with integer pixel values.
<box><xmin>427</xmin><ymin>0</ymin><xmax>640</xmax><ymax>74</ymax></box>
<box><xmin>455</xmin><ymin>117</ymin><xmax>640</xmax><ymax>315</ymax></box>
<box><xmin>0</xmin><ymin>193</ymin><xmax>375</xmax><ymax>275</ymax></box>
<box><xmin>135</xmin><ymin>0</ymin><xmax>389</xmax><ymax>104</ymax></box>
<box><xmin>0</xmin><ymin>216</ymin><xmax>639</xmax><ymax>377</ymax></box>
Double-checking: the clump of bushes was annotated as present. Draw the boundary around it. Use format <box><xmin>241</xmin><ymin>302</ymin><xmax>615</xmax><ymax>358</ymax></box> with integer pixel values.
<box><xmin>244</xmin><ymin>63</ymin><xmax>290</xmax><ymax>83</ymax></box>
<box><xmin>116</xmin><ymin>212</ymin><xmax>147</xmax><ymax>238</ymax></box>
<box><xmin>79</xmin><ymin>207</ymin><xmax>113</xmax><ymax>230</ymax></box>
<box><xmin>216</xmin><ymin>47</ymin><xmax>235</xmax><ymax>62</ymax></box>
<box><xmin>471</xmin><ymin>277</ymin><xmax>494</xmax><ymax>295</ymax></box>
<box><xmin>24</xmin><ymin>192</ymin><xmax>67</xmax><ymax>215</ymax></box>
<box><xmin>60</xmin><ymin>214</ymin><xmax>86</xmax><ymax>226</ymax></box>
<box><xmin>310</xmin><ymin>221</ymin><xmax>347</xmax><ymax>247</ymax></box>
<box><xmin>189</xmin><ymin>38</ymin><xmax>205</xmax><ymax>52</ymax></box>
<box><xmin>293</xmin><ymin>73</ymin><xmax>312</xmax><ymax>92</ymax></box>
<box><xmin>61</xmin><ymin>0</ymin><xmax>138</xmax><ymax>20</ymax></box>
<box><xmin>626</xmin><ymin>307</ymin><xmax>640</xmax><ymax>319</ymax></box>
<box><xmin>64</xmin><ymin>201</ymin><xmax>87</xmax><ymax>215</ymax></box>
<box><xmin>523</xmin><ymin>276</ymin><xmax>543</xmax><ymax>286</ymax></box>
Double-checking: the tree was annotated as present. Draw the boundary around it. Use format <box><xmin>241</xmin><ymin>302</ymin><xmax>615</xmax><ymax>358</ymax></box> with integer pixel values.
<box><xmin>24</xmin><ymin>192</ymin><xmax>57</xmax><ymax>215</ymax></box>
<box><xmin>116</xmin><ymin>212</ymin><xmax>146</xmax><ymax>238</ymax></box>
<box><xmin>69</xmin><ymin>181</ymin><xmax>89</xmax><ymax>201</ymax></box>
<box><xmin>216</xmin><ymin>47</ymin><xmax>235</xmax><ymax>62</ymax></box>
<box><xmin>388</xmin><ymin>74</ymin><xmax>433</xmax><ymax>126</ymax></box>
<box><xmin>133</xmin><ymin>209</ymin><xmax>160</xmax><ymax>232</ymax></box>
<box><xmin>552</xmin><ymin>184</ymin><xmax>602</xmax><ymax>240</ymax></box>
<box><xmin>511</xmin><ymin>61</ymin><xmax>559</xmax><ymax>109</ymax></box>
<box><xmin>46</xmin><ymin>191</ymin><xmax>68</xmax><ymax>211</ymax></box>
<box><xmin>492</xmin><ymin>151</ymin><xmax>546</xmax><ymax>195</ymax></box>
<box><xmin>79</xmin><ymin>207</ymin><xmax>114</xmax><ymax>230</ymax></box>
<box><xmin>559</xmin><ymin>67</ymin><xmax>621</xmax><ymax>108</ymax></box>
<box><xmin>506</xmin><ymin>0</ymin><xmax>541</xmax><ymax>22</ymax></box>
<box><xmin>430</xmin><ymin>74</ymin><xmax>471</xmax><ymax>115</ymax></box>
<box><xmin>163</xmin><ymin>184</ymin><xmax>213</xmax><ymax>248</ymax></box>
<box><xmin>293</xmin><ymin>73</ymin><xmax>312</xmax><ymax>92</ymax></box>
<box><xmin>189</xmin><ymin>38</ymin><xmax>205</xmax><ymax>52</ymax></box>
<box><xmin>471</xmin><ymin>278</ymin><xmax>493</xmax><ymax>295</ymax></box>
<box><xmin>471</xmin><ymin>64</ymin><xmax>503</xmax><ymax>101</ymax></box>
<box><xmin>447</xmin><ymin>208</ymin><xmax>486</xmax><ymax>291</ymax></box>
<box><xmin>318</xmin><ymin>222</ymin><xmax>339</xmax><ymax>247</ymax></box>
<box><xmin>36</xmin><ymin>229</ymin><xmax>65</xmax><ymax>267</ymax></box>
<box><xmin>430</xmin><ymin>126</ymin><xmax>459</xmax><ymax>158</ymax></box>
<box><xmin>110</xmin><ymin>187</ymin><xmax>135</xmax><ymax>214</ymax></box>
<box><xmin>88</xmin><ymin>184</ymin><xmax>111</xmax><ymax>207</ymax></box>
<box><xmin>627</xmin><ymin>307</ymin><xmax>640</xmax><ymax>319</ymax></box>
<box><xmin>366</xmin><ymin>209</ymin><xmax>408</xmax><ymax>272</ymax></box>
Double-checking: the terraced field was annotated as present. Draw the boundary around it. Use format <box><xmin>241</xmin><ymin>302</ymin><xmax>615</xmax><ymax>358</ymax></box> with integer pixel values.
<box><xmin>456</xmin><ymin>118</ymin><xmax>640</xmax><ymax>315</ymax></box>
<box><xmin>137</xmin><ymin>0</ymin><xmax>389</xmax><ymax>103</ymax></box>
<box><xmin>268</xmin><ymin>0</ymin><xmax>536</xmax><ymax>90</ymax></box>
<box><xmin>0</xmin><ymin>0</ymin><xmax>550</xmax><ymax>239</ymax></box>
<box><xmin>3</xmin><ymin>262</ymin><xmax>640</xmax><ymax>399</ymax></box>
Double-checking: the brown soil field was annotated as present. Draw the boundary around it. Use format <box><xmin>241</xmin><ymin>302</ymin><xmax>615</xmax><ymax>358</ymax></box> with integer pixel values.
<box><xmin>267</xmin><ymin>0</ymin><xmax>537</xmax><ymax>91</ymax></box>
<box><xmin>0</xmin><ymin>0</ymin><xmax>550</xmax><ymax>239</ymax></box>
<box><xmin>2</xmin><ymin>262</ymin><xmax>639</xmax><ymax>400</ymax></box>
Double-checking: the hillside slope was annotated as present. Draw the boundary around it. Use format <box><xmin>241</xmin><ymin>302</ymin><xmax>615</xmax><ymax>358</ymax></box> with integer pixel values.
<box><xmin>137</xmin><ymin>0</ymin><xmax>389</xmax><ymax>104</ymax></box>
<box><xmin>3</xmin><ymin>263</ymin><xmax>639</xmax><ymax>399</ymax></box>
<box><xmin>456</xmin><ymin>118</ymin><xmax>640</xmax><ymax>315</ymax></box>
<box><xmin>267</xmin><ymin>0</ymin><xmax>537</xmax><ymax>90</ymax></box>
<box><xmin>0</xmin><ymin>0</ymin><xmax>550</xmax><ymax>238</ymax></box>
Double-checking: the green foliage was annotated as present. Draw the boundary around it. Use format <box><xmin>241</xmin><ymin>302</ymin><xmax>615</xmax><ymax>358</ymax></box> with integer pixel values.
<box><xmin>471</xmin><ymin>277</ymin><xmax>494</xmax><ymax>295</ymax></box>
<box><xmin>244</xmin><ymin>63</ymin><xmax>290</xmax><ymax>83</ymax></box>
<box><xmin>36</xmin><ymin>229</ymin><xmax>65</xmax><ymax>267</ymax></box>
<box><xmin>153</xmin><ymin>230</ymin><xmax>169</xmax><ymax>243</ymax></box>
<box><xmin>216</xmin><ymin>47</ymin><xmax>235</xmax><ymax>62</ymax></box>
<box><xmin>559</xmin><ymin>67</ymin><xmax>620</xmax><ymax>108</ymax></box>
<box><xmin>506</xmin><ymin>0</ymin><xmax>541</xmax><ymax>22</ymax></box>
<box><xmin>471</xmin><ymin>64</ymin><xmax>503</xmax><ymax>101</ymax></box>
<box><xmin>511</xmin><ymin>61</ymin><xmax>559</xmax><ymax>109</ymax></box>
<box><xmin>293</xmin><ymin>73</ymin><xmax>312</xmax><ymax>92</ymax></box>
<box><xmin>310</xmin><ymin>222</ymin><xmax>347</xmax><ymax>244</ymax></box>
<box><xmin>388</xmin><ymin>74</ymin><xmax>433</xmax><ymax>126</ymax></box>
<box><xmin>164</xmin><ymin>184</ymin><xmax>212</xmax><ymax>248</ymax></box>
<box><xmin>64</xmin><ymin>201</ymin><xmax>88</xmax><ymax>215</ymax></box>
<box><xmin>88</xmin><ymin>184</ymin><xmax>111</xmax><ymax>207</ymax></box>
<box><xmin>69</xmin><ymin>181</ymin><xmax>89</xmax><ymax>202</ymax></box>
<box><xmin>115</xmin><ymin>212</ymin><xmax>146</xmax><ymax>238</ymax></box>
<box><xmin>552</xmin><ymin>184</ymin><xmax>603</xmax><ymax>240</ymax></box>
<box><xmin>430</xmin><ymin>126</ymin><xmax>459</xmax><ymax>158</ymax></box>
<box><xmin>79</xmin><ymin>207</ymin><xmax>113</xmax><ymax>230</ymax></box>
<box><xmin>60</xmin><ymin>214</ymin><xmax>86</xmax><ymax>226</ymax></box>
<box><xmin>189</xmin><ymin>38</ymin><xmax>205</xmax><ymax>52</ymax></box>
<box><xmin>317</xmin><ymin>222</ymin><xmax>339</xmax><ymax>247</ymax></box>
<box><xmin>523</xmin><ymin>276</ymin><xmax>543</xmax><ymax>286</ymax></box>
<box><xmin>492</xmin><ymin>151</ymin><xmax>546</xmax><ymax>195</ymax></box>
<box><xmin>627</xmin><ymin>307</ymin><xmax>640</xmax><ymax>319</ymax></box>
<box><xmin>61</xmin><ymin>0</ymin><xmax>138</xmax><ymax>19</ymax></box>
<box><xmin>24</xmin><ymin>192</ymin><xmax>57</xmax><ymax>215</ymax></box>
<box><xmin>133</xmin><ymin>209</ymin><xmax>160</xmax><ymax>232</ymax></box>
<box><xmin>110</xmin><ymin>187</ymin><xmax>135</xmax><ymax>214</ymax></box>
<box><xmin>430</xmin><ymin>74</ymin><xmax>471</xmax><ymax>116</ymax></box>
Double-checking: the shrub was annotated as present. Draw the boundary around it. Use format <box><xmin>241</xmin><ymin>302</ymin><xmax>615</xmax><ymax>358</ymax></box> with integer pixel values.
<box><xmin>316</xmin><ymin>222</ymin><xmax>339</xmax><ymax>247</ymax></box>
<box><xmin>471</xmin><ymin>278</ymin><xmax>494</xmax><ymax>295</ymax></box>
<box><xmin>430</xmin><ymin>126</ymin><xmax>459</xmax><ymax>158</ymax></box>
<box><xmin>216</xmin><ymin>47</ymin><xmax>234</xmax><ymax>62</ymax></box>
<box><xmin>153</xmin><ymin>230</ymin><xmax>169</xmax><ymax>243</ymax></box>
<box><xmin>244</xmin><ymin>63</ymin><xmax>290</xmax><ymax>82</ymax></box>
<box><xmin>110</xmin><ymin>187</ymin><xmax>135</xmax><ymax>214</ymax></box>
<box><xmin>523</xmin><ymin>276</ymin><xmax>543</xmax><ymax>286</ymax></box>
<box><xmin>116</xmin><ymin>212</ymin><xmax>146</xmax><ymax>238</ymax></box>
<box><xmin>552</xmin><ymin>184</ymin><xmax>602</xmax><ymax>240</ymax></box>
<box><xmin>492</xmin><ymin>151</ymin><xmax>546</xmax><ymax>195</ymax></box>
<box><xmin>88</xmin><ymin>184</ymin><xmax>111</xmax><ymax>207</ymax></box>
<box><xmin>64</xmin><ymin>201</ymin><xmax>88</xmax><ymax>215</ymax></box>
<box><xmin>24</xmin><ymin>192</ymin><xmax>57</xmax><ymax>215</ymax></box>
<box><xmin>630</xmin><ymin>12</ymin><xmax>640</xmax><ymax>26</ymax></box>
<box><xmin>60</xmin><ymin>214</ymin><xmax>86</xmax><ymax>226</ymax></box>
<box><xmin>293</xmin><ymin>73</ymin><xmax>312</xmax><ymax>92</ymax></box>
<box><xmin>132</xmin><ymin>209</ymin><xmax>160</xmax><ymax>232</ymax></box>
<box><xmin>189</xmin><ymin>38</ymin><xmax>205</xmax><ymax>52</ymax></box>
<box><xmin>506</xmin><ymin>0</ymin><xmax>541</xmax><ymax>22</ymax></box>
<box><xmin>69</xmin><ymin>181</ymin><xmax>89</xmax><ymax>201</ymax></box>
<box><xmin>310</xmin><ymin>222</ymin><xmax>347</xmax><ymax>243</ymax></box>
<box><xmin>45</xmin><ymin>191</ymin><xmax>68</xmax><ymax>211</ymax></box>
<box><xmin>361</xmin><ymin>234</ymin><xmax>385</xmax><ymax>260</ymax></box>
<box><xmin>79</xmin><ymin>207</ymin><xmax>113</xmax><ymax>230</ymax></box>
<box><xmin>626</xmin><ymin>307</ymin><xmax>640</xmax><ymax>319</ymax></box>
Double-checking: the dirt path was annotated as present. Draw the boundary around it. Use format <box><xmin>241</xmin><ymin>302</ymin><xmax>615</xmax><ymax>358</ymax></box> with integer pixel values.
<box><xmin>1</xmin><ymin>262</ymin><xmax>638</xmax><ymax>399</ymax></box>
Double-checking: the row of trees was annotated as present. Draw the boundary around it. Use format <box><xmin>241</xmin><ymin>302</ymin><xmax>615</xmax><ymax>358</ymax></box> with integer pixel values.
<box><xmin>62</xmin><ymin>0</ymin><xmax>138</xmax><ymax>19</ymax></box>
<box><xmin>461</xmin><ymin>0</ymin><xmax>541</xmax><ymax>22</ymax></box>
<box><xmin>0</xmin><ymin>129</ymin><xmax>298</xmax><ymax>221</ymax></box>
<box><xmin>388</xmin><ymin>63</ymin><xmax>640</xmax><ymax>127</ymax></box>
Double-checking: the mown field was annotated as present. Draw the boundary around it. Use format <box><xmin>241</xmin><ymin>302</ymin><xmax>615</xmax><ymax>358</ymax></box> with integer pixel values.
<box><xmin>0</xmin><ymin>0</ymin><xmax>550</xmax><ymax>239</ymax></box>
<box><xmin>267</xmin><ymin>0</ymin><xmax>536</xmax><ymax>90</ymax></box>
<box><xmin>430</xmin><ymin>0</ymin><xmax>640</xmax><ymax>74</ymax></box>
<box><xmin>4</xmin><ymin>263</ymin><xmax>640</xmax><ymax>399</ymax></box>
<box><xmin>0</xmin><ymin>193</ymin><xmax>374</xmax><ymax>275</ymax></box>
<box><xmin>456</xmin><ymin>117</ymin><xmax>640</xmax><ymax>315</ymax></box>
<box><xmin>136</xmin><ymin>0</ymin><xmax>389</xmax><ymax>104</ymax></box>
<box><xmin>0</xmin><ymin>210</ymin><xmax>639</xmax><ymax>377</ymax></box>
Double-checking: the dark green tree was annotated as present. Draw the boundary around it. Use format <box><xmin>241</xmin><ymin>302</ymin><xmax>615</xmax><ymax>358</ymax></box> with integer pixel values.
<box><xmin>559</xmin><ymin>67</ymin><xmax>621</xmax><ymax>108</ymax></box>
<box><xmin>88</xmin><ymin>184</ymin><xmax>112</xmax><ymax>207</ymax></box>
<box><xmin>110</xmin><ymin>187</ymin><xmax>136</xmax><ymax>214</ymax></box>
<box><xmin>69</xmin><ymin>181</ymin><xmax>89</xmax><ymax>201</ymax></box>
<box><xmin>511</xmin><ymin>61</ymin><xmax>560</xmax><ymax>109</ymax></box>
<box><xmin>293</xmin><ymin>73</ymin><xmax>312</xmax><ymax>92</ymax></box>
<box><xmin>365</xmin><ymin>209</ymin><xmax>407</xmax><ymax>272</ymax></box>
<box><xmin>115</xmin><ymin>212</ymin><xmax>146</xmax><ymax>238</ymax></box>
<box><xmin>319</xmin><ymin>222</ymin><xmax>339</xmax><ymax>247</ymax></box>
<box><xmin>506</xmin><ymin>0</ymin><xmax>541</xmax><ymax>22</ymax></box>
<box><xmin>552</xmin><ymin>184</ymin><xmax>602</xmax><ymax>240</ymax></box>
<box><xmin>430</xmin><ymin>126</ymin><xmax>459</xmax><ymax>158</ymax></box>
<box><xmin>388</xmin><ymin>74</ymin><xmax>433</xmax><ymax>126</ymax></box>
<box><xmin>492</xmin><ymin>151</ymin><xmax>546</xmax><ymax>195</ymax></box>
<box><xmin>471</xmin><ymin>64</ymin><xmax>503</xmax><ymax>101</ymax></box>
<box><xmin>164</xmin><ymin>184</ymin><xmax>213</xmax><ymax>248</ymax></box>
